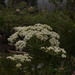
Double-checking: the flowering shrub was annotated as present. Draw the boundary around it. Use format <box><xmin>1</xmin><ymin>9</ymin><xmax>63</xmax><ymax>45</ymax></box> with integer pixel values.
<box><xmin>8</xmin><ymin>23</ymin><xmax>66</xmax><ymax>57</ymax></box>
<box><xmin>7</xmin><ymin>23</ymin><xmax>66</xmax><ymax>75</ymax></box>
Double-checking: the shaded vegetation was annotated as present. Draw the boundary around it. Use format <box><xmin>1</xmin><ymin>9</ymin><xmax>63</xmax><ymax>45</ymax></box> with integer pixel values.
<box><xmin>0</xmin><ymin>0</ymin><xmax>75</xmax><ymax>75</ymax></box>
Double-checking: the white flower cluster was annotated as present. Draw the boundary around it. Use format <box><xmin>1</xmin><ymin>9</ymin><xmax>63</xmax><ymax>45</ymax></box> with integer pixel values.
<box><xmin>8</xmin><ymin>23</ymin><xmax>66</xmax><ymax>58</ymax></box>
<box><xmin>15</xmin><ymin>40</ymin><xmax>26</xmax><ymax>51</ymax></box>
<box><xmin>49</xmin><ymin>38</ymin><xmax>60</xmax><ymax>47</ymax></box>
<box><xmin>41</xmin><ymin>46</ymin><xmax>66</xmax><ymax>58</ymax></box>
<box><xmin>7</xmin><ymin>53</ymin><xmax>32</xmax><ymax>68</ymax></box>
<box><xmin>8</xmin><ymin>23</ymin><xmax>60</xmax><ymax>51</ymax></box>
<box><xmin>16</xmin><ymin>63</ymin><xmax>22</xmax><ymax>68</ymax></box>
<box><xmin>8</xmin><ymin>32</ymin><xmax>18</xmax><ymax>43</ymax></box>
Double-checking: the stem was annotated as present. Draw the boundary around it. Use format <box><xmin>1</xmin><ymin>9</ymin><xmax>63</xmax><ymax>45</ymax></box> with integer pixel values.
<box><xmin>34</xmin><ymin>63</ymin><xmax>38</xmax><ymax>75</ymax></box>
<box><xmin>33</xmin><ymin>47</ymin><xmax>38</xmax><ymax>75</ymax></box>
<box><xmin>49</xmin><ymin>55</ymin><xmax>54</xmax><ymax>75</ymax></box>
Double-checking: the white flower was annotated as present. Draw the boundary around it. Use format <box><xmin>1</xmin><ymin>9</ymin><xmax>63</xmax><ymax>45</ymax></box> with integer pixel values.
<box><xmin>54</xmin><ymin>47</ymin><xmax>61</xmax><ymax>53</ymax></box>
<box><xmin>46</xmin><ymin>46</ymin><xmax>54</xmax><ymax>52</ymax></box>
<box><xmin>47</xmin><ymin>46</ymin><xmax>54</xmax><ymax>50</ymax></box>
<box><xmin>46</xmin><ymin>46</ymin><xmax>61</xmax><ymax>53</ymax></box>
<box><xmin>36</xmin><ymin>34</ymin><xmax>44</xmax><ymax>41</ymax></box>
<box><xmin>49</xmin><ymin>38</ymin><xmax>60</xmax><ymax>46</ymax></box>
<box><xmin>7</xmin><ymin>56</ymin><xmax>15</xmax><ymax>61</ymax></box>
<box><xmin>16</xmin><ymin>63</ymin><xmax>22</xmax><ymax>68</ymax></box>
<box><xmin>50</xmin><ymin>32</ymin><xmax>60</xmax><ymax>39</ymax></box>
<box><xmin>61</xmin><ymin>54</ymin><xmax>66</xmax><ymax>58</ymax></box>
<box><xmin>7</xmin><ymin>53</ymin><xmax>32</xmax><ymax>62</ymax></box>
<box><xmin>8</xmin><ymin>32</ymin><xmax>18</xmax><ymax>43</ymax></box>
<box><xmin>15</xmin><ymin>40</ymin><xmax>26</xmax><ymax>51</ymax></box>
